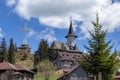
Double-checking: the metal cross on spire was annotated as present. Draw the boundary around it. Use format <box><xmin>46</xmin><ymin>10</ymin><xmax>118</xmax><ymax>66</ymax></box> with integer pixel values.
<box><xmin>70</xmin><ymin>16</ymin><xmax>73</xmax><ymax>22</ymax></box>
<box><xmin>19</xmin><ymin>20</ymin><xmax>32</xmax><ymax>45</ymax></box>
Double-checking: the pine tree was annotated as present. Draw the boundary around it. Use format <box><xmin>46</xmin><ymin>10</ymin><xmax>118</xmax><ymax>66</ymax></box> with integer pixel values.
<box><xmin>8</xmin><ymin>38</ymin><xmax>15</xmax><ymax>64</ymax></box>
<box><xmin>34</xmin><ymin>39</ymin><xmax>49</xmax><ymax>69</ymax></box>
<box><xmin>37</xmin><ymin>39</ymin><xmax>49</xmax><ymax>61</ymax></box>
<box><xmin>81</xmin><ymin>12</ymin><xmax>119</xmax><ymax>80</ymax></box>
<box><xmin>0</xmin><ymin>38</ymin><xmax>8</xmax><ymax>62</ymax></box>
<box><xmin>14</xmin><ymin>43</ymin><xmax>17</xmax><ymax>52</ymax></box>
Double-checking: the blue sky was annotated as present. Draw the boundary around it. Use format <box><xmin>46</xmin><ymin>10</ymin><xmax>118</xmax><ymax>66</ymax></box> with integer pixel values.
<box><xmin>0</xmin><ymin>0</ymin><xmax>120</xmax><ymax>53</ymax></box>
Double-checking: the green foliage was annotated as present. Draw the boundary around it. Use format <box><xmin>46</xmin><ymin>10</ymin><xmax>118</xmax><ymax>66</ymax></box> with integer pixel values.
<box><xmin>34</xmin><ymin>76</ymin><xmax>57</xmax><ymax>80</ymax></box>
<box><xmin>37</xmin><ymin>60</ymin><xmax>56</xmax><ymax>80</ymax></box>
<box><xmin>15</xmin><ymin>53</ymin><xmax>34</xmax><ymax>69</ymax></box>
<box><xmin>81</xmin><ymin>13</ymin><xmax>119</xmax><ymax>80</ymax></box>
<box><xmin>21</xmin><ymin>52</ymin><xmax>28</xmax><ymax>61</ymax></box>
<box><xmin>38</xmin><ymin>39</ymin><xmax>49</xmax><ymax>61</ymax></box>
<box><xmin>8</xmin><ymin>38</ymin><xmax>15</xmax><ymax>64</ymax></box>
<box><xmin>0</xmin><ymin>38</ymin><xmax>8</xmax><ymax>62</ymax></box>
<box><xmin>34</xmin><ymin>39</ymin><xmax>49</xmax><ymax>69</ymax></box>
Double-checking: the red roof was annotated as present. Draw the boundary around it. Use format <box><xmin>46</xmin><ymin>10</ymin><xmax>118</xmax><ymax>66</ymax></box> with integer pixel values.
<box><xmin>0</xmin><ymin>62</ymin><xmax>17</xmax><ymax>70</ymax></box>
<box><xmin>12</xmin><ymin>72</ymin><xmax>23</xmax><ymax>75</ymax></box>
<box><xmin>0</xmin><ymin>62</ymin><xmax>34</xmax><ymax>74</ymax></box>
<box><xmin>115</xmin><ymin>76</ymin><xmax>120</xmax><ymax>78</ymax></box>
<box><xmin>15</xmin><ymin>64</ymin><xmax>34</xmax><ymax>74</ymax></box>
<box><xmin>15</xmin><ymin>64</ymin><xmax>27</xmax><ymax>70</ymax></box>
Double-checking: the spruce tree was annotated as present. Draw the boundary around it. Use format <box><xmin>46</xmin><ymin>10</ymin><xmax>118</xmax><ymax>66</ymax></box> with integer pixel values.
<box><xmin>0</xmin><ymin>38</ymin><xmax>8</xmax><ymax>62</ymax></box>
<box><xmin>37</xmin><ymin>39</ymin><xmax>49</xmax><ymax>61</ymax></box>
<box><xmin>8</xmin><ymin>38</ymin><xmax>15</xmax><ymax>64</ymax></box>
<box><xmin>81</xmin><ymin>12</ymin><xmax>119</xmax><ymax>80</ymax></box>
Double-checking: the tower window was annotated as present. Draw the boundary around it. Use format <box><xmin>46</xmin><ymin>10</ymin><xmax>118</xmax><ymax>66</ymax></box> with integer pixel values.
<box><xmin>67</xmin><ymin>54</ymin><xmax>69</xmax><ymax>56</ymax></box>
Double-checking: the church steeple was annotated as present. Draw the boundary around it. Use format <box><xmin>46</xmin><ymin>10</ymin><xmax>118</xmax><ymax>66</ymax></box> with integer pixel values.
<box><xmin>65</xmin><ymin>19</ymin><xmax>77</xmax><ymax>50</ymax></box>
<box><xmin>68</xmin><ymin>20</ymin><xmax>74</xmax><ymax>35</ymax></box>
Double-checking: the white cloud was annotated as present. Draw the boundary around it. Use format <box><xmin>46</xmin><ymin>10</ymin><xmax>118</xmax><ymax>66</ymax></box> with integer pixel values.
<box><xmin>6</xmin><ymin>0</ymin><xmax>17</xmax><ymax>7</ymax></box>
<box><xmin>36</xmin><ymin>28</ymin><xmax>56</xmax><ymax>43</ymax></box>
<box><xmin>6</xmin><ymin>0</ymin><xmax>120</xmax><ymax>39</ymax></box>
<box><xmin>13</xmin><ymin>0</ymin><xmax>111</xmax><ymax>27</ymax></box>
<box><xmin>0</xmin><ymin>28</ymin><xmax>4</xmax><ymax>38</ymax></box>
<box><xmin>100</xmin><ymin>3</ymin><xmax>120</xmax><ymax>32</ymax></box>
<box><xmin>27</xmin><ymin>29</ymin><xmax>36</xmax><ymax>37</ymax></box>
<box><xmin>39</xmin><ymin>17</ymin><xmax>70</xmax><ymax>29</ymax></box>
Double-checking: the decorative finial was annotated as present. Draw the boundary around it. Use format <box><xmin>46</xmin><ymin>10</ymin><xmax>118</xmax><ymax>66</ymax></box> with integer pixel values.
<box><xmin>69</xmin><ymin>16</ymin><xmax>72</xmax><ymax>22</ymax></box>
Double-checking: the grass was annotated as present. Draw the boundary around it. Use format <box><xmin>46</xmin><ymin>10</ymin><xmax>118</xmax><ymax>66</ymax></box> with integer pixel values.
<box><xmin>34</xmin><ymin>69</ymin><xmax>64</xmax><ymax>80</ymax></box>
<box><xmin>34</xmin><ymin>75</ymin><xmax>57</xmax><ymax>80</ymax></box>
<box><xmin>15</xmin><ymin>53</ymin><xmax>34</xmax><ymax>69</ymax></box>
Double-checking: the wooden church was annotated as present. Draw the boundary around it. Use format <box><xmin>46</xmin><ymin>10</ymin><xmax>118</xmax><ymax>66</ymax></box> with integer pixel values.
<box><xmin>51</xmin><ymin>20</ymin><xmax>89</xmax><ymax>80</ymax></box>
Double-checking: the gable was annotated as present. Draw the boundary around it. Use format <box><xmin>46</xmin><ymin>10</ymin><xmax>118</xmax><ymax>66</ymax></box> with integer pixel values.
<box><xmin>68</xmin><ymin>66</ymin><xmax>88</xmax><ymax>77</ymax></box>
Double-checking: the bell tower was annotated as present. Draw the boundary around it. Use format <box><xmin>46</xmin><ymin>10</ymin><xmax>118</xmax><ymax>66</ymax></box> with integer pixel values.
<box><xmin>65</xmin><ymin>19</ymin><xmax>77</xmax><ymax>50</ymax></box>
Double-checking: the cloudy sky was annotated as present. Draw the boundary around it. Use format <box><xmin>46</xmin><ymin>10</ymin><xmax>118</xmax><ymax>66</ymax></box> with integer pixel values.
<box><xmin>0</xmin><ymin>0</ymin><xmax>120</xmax><ymax>53</ymax></box>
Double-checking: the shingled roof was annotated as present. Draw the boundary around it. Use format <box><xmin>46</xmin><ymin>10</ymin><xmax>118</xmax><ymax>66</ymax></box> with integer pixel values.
<box><xmin>50</xmin><ymin>41</ymin><xmax>70</xmax><ymax>51</ymax></box>
<box><xmin>15</xmin><ymin>64</ymin><xmax>34</xmax><ymax>74</ymax></box>
<box><xmin>58</xmin><ymin>51</ymin><xmax>85</xmax><ymax>61</ymax></box>
<box><xmin>57</xmin><ymin>65</ymin><xmax>79</xmax><ymax>80</ymax></box>
<box><xmin>0</xmin><ymin>62</ymin><xmax>17</xmax><ymax>70</ymax></box>
<box><xmin>0</xmin><ymin>62</ymin><xmax>34</xmax><ymax>74</ymax></box>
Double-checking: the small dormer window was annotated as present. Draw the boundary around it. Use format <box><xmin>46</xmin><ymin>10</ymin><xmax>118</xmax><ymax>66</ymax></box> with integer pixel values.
<box><xmin>67</xmin><ymin>54</ymin><xmax>69</xmax><ymax>56</ymax></box>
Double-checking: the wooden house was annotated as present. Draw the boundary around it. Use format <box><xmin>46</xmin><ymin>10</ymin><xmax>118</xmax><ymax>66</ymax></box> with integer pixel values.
<box><xmin>55</xmin><ymin>50</ymin><xmax>86</xmax><ymax>69</ymax></box>
<box><xmin>57</xmin><ymin>65</ymin><xmax>88</xmax><ymax>80</ymax></box>
<box><xmin>0</xmin><ymin>62</ymin><xmax>34</xmax><ymax>80</ymax></box>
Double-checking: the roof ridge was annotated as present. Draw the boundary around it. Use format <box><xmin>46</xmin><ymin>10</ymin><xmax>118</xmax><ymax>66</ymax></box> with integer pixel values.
<box><xmin>8</xmin><ymin>62</ymin><xmax>17</xmax><ymax>70</ymax></box>
<box><xmin>57</xmin><ymin>65</ymin><xmax>79</xmax><ymax>80</ymax></box>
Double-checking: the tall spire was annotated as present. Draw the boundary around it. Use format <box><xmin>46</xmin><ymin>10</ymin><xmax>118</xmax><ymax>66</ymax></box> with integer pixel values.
<box><xmin>65</xmin><ymin>18</ymin><xmax>77</xmax><ymax>50</ymax></box>
<box><xmin>68</xmin><ymin>20</ymin><xmax>74</xmax><ymax>35</ymax></box>
<box><xmin>66</xmin><ymin>18</ymin><xmax>77</xmax><ymax>38</ymax></box>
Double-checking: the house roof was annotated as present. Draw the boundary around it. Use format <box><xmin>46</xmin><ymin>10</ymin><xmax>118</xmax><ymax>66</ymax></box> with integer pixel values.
<box><xmin>64</xmin><ymin>65</ymin><xmax>79</xmax><ymax>75</ymax></box>
<box><xmin>50</xmin><ymin>41</ymin><xmax>70</xmax><ymax>51</ymax></box>
<box><xmin>0</xmin><ymin>62</ymin><xmax>17</xmax><ymax>70</ymax></box>
<box><xmin>57</xmin><ymin>65</ymin><xmax>79</xmax><ymax>80</ymax></box>
<box><xmin>15</xmin><ymin>64</ymin><xmax>27</xmax><ymax>70</ymax></box>
<box><xmin>58</xmin><ymin>51</ymin><xmax>85</xmax><ymax>61</ymax></box>
<box><xmin>11</xmin><ymin>72</ymin><xmax>23</xmax><ymax>75</ymax></box>
<box><xmin>0</xmin><ymin>62</ymin><xmax>34</xmax><ymax>74</ymax></box>
<box><xmin>115</xmin><ymin>76</ymin><xmax>120</xmax><ymax>79</ymax></box>
<box><xmin>15</xmin><ymin>64</ymin><xmax>34</xmax><ymax>74</ymax></box>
